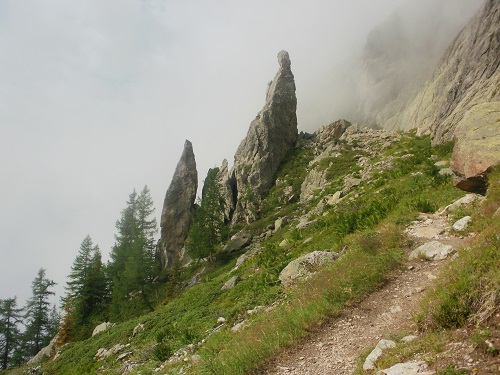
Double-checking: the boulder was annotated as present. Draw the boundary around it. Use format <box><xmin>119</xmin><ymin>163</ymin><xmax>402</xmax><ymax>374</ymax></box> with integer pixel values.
<box><xmin>376</xmin><ymin>361</ymin><xmax>435</xmax><ymax>375</ymax></box>
<box><xmin>274</xmin><ymin>217</ymin><xmax>288</xmax><ymax>231</ymax></box>
<box><xmin>223</xmin><ymin>234</ymin><xmax>251</xmax><ymax>253</ymax></box>
<box><xmin>363</xmin><ymin>339</ymin><xmax>396</xmax><ymax>371</ymax></box>
<box><xmin>92</xmin><ymin>322</ymin><xmax>115</xmax><ymax>337</ymax></box>
<box><xmin>452</xmin><ymin>216</ymin><xmax>472</xmax><ymax>231</ymax></box>
<box><xmin>440</xmin><ymin>193</ymin><xmax>483</xmax><ymax>214</ymax></box>
<box><xmin>28</xmin><ymin>334</ymin><xmax>60</xmax><ymax>364</ymax></box>
<box><xmin>231</xmin><ymin>51</ymin><xmax>298</xmax><ymax>222</ymax></box>
<box><xmin>450</xmin><ymin>102</ymin><xmax>500</xmax><ymax>194</ymax></box>
<box><xmin>300</xmin><ymin>168</ymin><xmax>327</xmax><ymax>202</ymax></box>
<box><xmin>279</xmin><ymin>251</ymin><xmax>338</xmax><ymax>288</ymax></box>
<box><xmin>409</xmin><ymin>241</ymin><xmax>453</xmax><ymax>260</ymax></box>
<box><xmin>221</xmin><ymin>276</ymin><xmax>241</xmax><ymax>291</ymax></box>
<box><xmin>157</xmin><ymin>140</ymin><xmax>198</xmax><ymax>269</ymax></box>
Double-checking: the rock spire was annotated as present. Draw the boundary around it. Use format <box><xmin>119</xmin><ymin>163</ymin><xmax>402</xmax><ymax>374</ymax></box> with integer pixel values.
<box><xmin>229</xmin><ymin>50</ymin><xmax>298</xmax><ymax>222</ymax></box>
<box><xmin>157</xmin><ymin>140</ymin><xmax>198</xmax><ymax>269</ymax></box>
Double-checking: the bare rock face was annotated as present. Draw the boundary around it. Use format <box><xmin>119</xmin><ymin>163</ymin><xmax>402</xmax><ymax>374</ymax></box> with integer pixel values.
<box><xmin>450</xmin><ymin>102</ymin><xmax>500</xmax><ymax>193</ymax></box>
<box><xmin>399</xmin><ymin>0</ymin><xmax>499</xmax><ymax>143</ymax></box>
<box><xmin>357</xmin><ymin>0</ymin><xmax>482</xmax><ymax>129</ymax></box>
<box><xmin>230</xmin><ymin>50</ymin><xmax>298</xmax><ymax>222</ymax></box>
<box><xmin>157</xmin><ymin>140</ymin><xmax>198</xmax><ymax>269</ymax></box>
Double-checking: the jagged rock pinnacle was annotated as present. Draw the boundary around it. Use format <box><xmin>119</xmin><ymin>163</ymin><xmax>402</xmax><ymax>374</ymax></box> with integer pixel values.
<box><xmin>157</xmin><ymin>139</ymin><xmax>198</xmax><ymax>269</ymax></box>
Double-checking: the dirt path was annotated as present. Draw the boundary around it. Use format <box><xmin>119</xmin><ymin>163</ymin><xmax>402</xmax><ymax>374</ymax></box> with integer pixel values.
<box><xmin>262</xmin><ymin>214</ymin><xmax>464</xmax><ymax>375</ymax></box>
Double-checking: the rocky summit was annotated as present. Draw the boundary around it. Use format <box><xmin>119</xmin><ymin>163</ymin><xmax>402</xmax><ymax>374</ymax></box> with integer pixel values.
<box><xmin>228</xmin><ymin>50</ymin><xmax>298</xmax><ymax>223</ymax></box>
<box><xmin>156</xmin><ymin>140</ymin><xmax>198</xmax><ymax>269</ymax></box>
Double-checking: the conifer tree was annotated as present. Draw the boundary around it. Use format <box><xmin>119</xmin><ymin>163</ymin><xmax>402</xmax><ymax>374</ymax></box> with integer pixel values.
<box><xmin>23</xmin><ymin>268</ymin><xmax>56</xmax><ymax>356</ymax></box>
<box><xmin>65</xmin><ymin>235</ymin><xmax>107</xmax><ymax>339</ymax></box>
<box><xmin>186</xmin><ymin>168</ymin><xmax>228</xmax><ymax>261</ymax></box>
<box><xmin>0</xmin><ymin>297</ymin><xmax>23</xmax><ymax>369</ymax></box>
<box><xmin>108</xmin><ymin>186</ymin><xmax>158</xmax><ymax>320</ymax></box>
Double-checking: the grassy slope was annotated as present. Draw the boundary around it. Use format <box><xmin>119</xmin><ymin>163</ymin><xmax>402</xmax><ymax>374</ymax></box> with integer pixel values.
<box><xmin>6</xmin><ymin>132</ymin><xmax>468</xmax><ymax>375</ymax></box>
<box><xmin>360</xmin><ymin>169</ymin><xmax>500</xmax><ymax>374</ymax></box>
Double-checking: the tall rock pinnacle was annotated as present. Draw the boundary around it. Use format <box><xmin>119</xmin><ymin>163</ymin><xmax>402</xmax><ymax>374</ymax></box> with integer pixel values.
<box><xmin>229</xmin><ymin>50</ymin><xmax>298</xmax><ymax>222</ymax></box>
<box><xmin>157</xmin><ymin>140</ymin><xmax>198</xmax><ymax>269</ymax></box>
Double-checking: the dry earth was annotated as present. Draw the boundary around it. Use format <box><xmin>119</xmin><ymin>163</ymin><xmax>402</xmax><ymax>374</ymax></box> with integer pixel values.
<box><xmin>260</xmin><ymin>213</ymin><xmax>482</xmax><ymax>374</ymax></box>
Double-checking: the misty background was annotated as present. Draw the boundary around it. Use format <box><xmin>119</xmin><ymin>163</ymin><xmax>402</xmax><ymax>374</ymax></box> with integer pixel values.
<box><xmin>0</xmin><ymin>0</ymin><xmax>481</xmax><ymax>307</ymax></box>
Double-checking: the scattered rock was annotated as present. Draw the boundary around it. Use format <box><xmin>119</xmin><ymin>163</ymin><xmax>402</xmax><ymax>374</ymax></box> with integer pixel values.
<box><xmin>223</xmin><ymin>235</ymin><xmax>252</xmax><ymax>253</ymax></box>
<box><xmin>438</xmin><ymin>168</ymin><xmax>453</xmax><ymax>176</ymax></box>
<box><xmin>363</xmin><ymin>339</ymin><xmax>396</xmax><ymax>370</ymax></box>
<box><xmin>452</xmin><ymin>216</ymin><xmax>472</xmax><ymax>232</ymax></box>
<box><xmin>217</xmin><ymin>317</ymin><xmax>226</xmax><ymax>324</ymax></box>
<box><xmin>326</xmin><ymin>191</ymin><xmax>342</xmax><ymax>206</ymax></box>
<box><xmin>275</xmin><ymin>217</ymin><xmax>288</xmax><ymax>231</ymax></box>
<box><xmin>376</xmin><ymin>360</ymin><xmax>435</xmax><ymax>375</ymax></box>
<box><xmin>95</xmin><ymin>344</ymin><xmax>130</xmax><ymax>360</ymax></box>
<box><xmin>231</xmin><ymin>322</ymin><xmax>247</xmax><ymax>332</ymax></box>
<box><xmin>401</xmin><ymin>335</ymin><xmax>418</xmax><ymax>343</ymax></box>
<box><xmin>440</xmin><ymin>194</ymin><xmax>483</xmax><ymax>214</ymax></box>
<box><xmin>221</xmin><ymin>276</ymin><xmax>241</xmax><ymax>290</ymax></box>
<box><xmin>279</xmin><ymin>251</ymin><xmax>338</xmax><ymax>288</ymax></box>
<box><xmin>279</xmin><ymin>239</ymin><xmax>289</xmax><ymax>248</ymax></box>
<box><xmin>28</xmin><ymin>333</ymin><xmax>61</xmax><ymax>364</ymax></box>
<box><xmin>157</xmin><ymin>140</ymin><xmax>198</xmax><ymax>269</ymax></box>
<box><xmin>409</xmin><ymin>241</ymin><xmax>453</xmax><ymax>261</ymax></box>
<box><xmin>132</xmin><ymin>323</ymin><xmax>144</xmax><ymax>337</ymax></box>
<box><xmin>92</xmin><ymin>322</ymin><xmax>116</xmax><ymax>337</ymax></box>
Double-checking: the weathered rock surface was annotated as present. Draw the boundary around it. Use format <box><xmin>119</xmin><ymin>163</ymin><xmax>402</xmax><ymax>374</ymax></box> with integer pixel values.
<box><xmin>376</xmin><ymin>361</ymin><xmax>435</xmax><ymax>375</ymax></box>
<box><xmin>450</xmin><ymin>102</ymin><xmax>500</xmax><ymax>193</ymax></box>
<box><xmin>92</xmin><ymin>321</ymin><xmax>116</xmax><ymax>337</ymax></box>
<box><xmin>230</xmin><ymin>51</ymin><xmax>298</xmax><ymax>222</ymax></box>
<box><xmin>221</xmin><ymin>276</ymin><xmax>241</xmax><ymax>291</ymax></box>
<box><xmin>223</xmin><ymin>234</ymin><xmax>251</xmax><ymax>253</ymax></box>
<box><xmin>440</xmin><ymin>193</ymin><xmax>483</xmax><ymax>215</ymax></box>
<box><xmin>157</xmin><ymin>140</ymin><xmax>198</xmax><ymax>269</ymax></box>
<box><xmin>217</xmin><ymin>159</ymin><xmax>235</xmax><ymax>222</ymax></box>
<box><xmin>452</xmin><ymin>216</ymin><xmax>472</xmax><ymax>232</ymax></box>
<box><xmin>409</xmin><ymin>241</ymin><xmax>453</xmax><ymax>261</ymax></box>
<box><xmin>363</xmin><ymin>339</ymin><xmax>396</xmax><ymax>371</ymax></box>
<box><xmin>279</xmin><ymin>251</ymin><xmax>338</xmax><ymax>288</ymax></box>
<box><xmin>28</xmin><ymin>334</ymin><xmax>60</xmax><ymax>364</ymax></box>
<box><xmin>399</xmin><ymin>0</ymin><xmax>499</xmax><ymax>144</ymax></box>
<box><xmin>357</xmin><ymin>0</ymin><xmax>482</xmax><ymax>129</ymax></box>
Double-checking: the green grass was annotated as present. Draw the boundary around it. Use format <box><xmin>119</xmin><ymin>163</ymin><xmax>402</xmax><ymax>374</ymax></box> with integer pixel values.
<box><xmin>359</xmin><ymin>169</ymin><xmax>500</xmax><ymax>373</ymax></box>
<box><xmin>16</xmin><ymin>131</ymin><xmax>477</xmax><ymax>375</ymax></box>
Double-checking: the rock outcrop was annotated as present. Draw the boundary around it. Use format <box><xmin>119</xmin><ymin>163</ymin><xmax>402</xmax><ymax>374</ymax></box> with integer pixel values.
<box><xmin>229</xmin><ymin>50</ymin><xmax>298</xmax><ymax>222</ymax></box>
<box><xmin>450</xmin><ymin>103</ymin><xmax>500</xmax><ymax>193</ymax></box>
<box><xmin>357</xmin><ymin>0</ymin><xmax>482</xmax><ymax>128</ymax></box>
<box><xmin>157</xmin><ymin>140</ymin><xmax>198</xmax><ymax>269</ymax></box>
<box><xmin>279</xmin><ymin>251</ymin><xmax>338</xmax><ymax>288</ymax></box>
<box><xmin>399</xmin><ymin>0</ymin><xmax>499</xmax><ymax>143</ymax></box>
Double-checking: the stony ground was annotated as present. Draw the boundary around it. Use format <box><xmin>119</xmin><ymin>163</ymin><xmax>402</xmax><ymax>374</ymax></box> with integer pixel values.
<box><xmin>261</xmin><ymin>212</ymin><xmax>484</xmax><ymax>374</ymax></box>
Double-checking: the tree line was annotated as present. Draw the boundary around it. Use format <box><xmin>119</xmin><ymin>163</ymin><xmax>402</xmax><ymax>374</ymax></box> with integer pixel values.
<box><xmin>1</xmin><ymin>173</ymin><xmax>229</xmax><ymax>369</ymax></box>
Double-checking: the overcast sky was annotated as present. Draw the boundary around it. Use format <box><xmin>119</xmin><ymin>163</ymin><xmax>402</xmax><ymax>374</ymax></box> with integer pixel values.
<box><xmin>0</xmin><ymin>0</ymin><xmax>456</xmax><ymax>306</ymax></box>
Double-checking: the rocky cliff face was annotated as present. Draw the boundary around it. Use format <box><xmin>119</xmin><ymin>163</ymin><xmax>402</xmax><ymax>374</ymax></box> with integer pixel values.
<box><xmin>356</xmin><ymin>0</ymin><xmax>482</xmax><ymax>129</ymax></box>
<box><xmin>229</xmin><ymin>50</ymin><xmax>298</xmax><ymax>222</ymax></box>
<box><xmin>400</xmin><ymin>0</ymin><xmax>500</xmax><ymax>192</ymax></box>
<box><xmin>399</xmin><ymin>0</ymin><xmax>499</xmax><ymax>142</ymax></box>
<box><xmin>157</xmin><ymin>140</ymin><xmax>198</xmax><ymax>269</ymax></box>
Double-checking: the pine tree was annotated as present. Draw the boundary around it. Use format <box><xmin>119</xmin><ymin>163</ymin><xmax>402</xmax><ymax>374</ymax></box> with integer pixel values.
<box><xmin>108</xmin><ymin>186</ymin><xmax>158</xmax><ymax>321</ymax></box>
<box><xmin>23</xmin><ymin>269</ymin><xmax>56</xmax><ymax>357</ymax></box>
<box><xmin>65</xmin><ymin>235</ymin><xmax>108</xmax><ymax>339</ymax></box>
<box><xmin>0</xmin><ymin>297</ymin><xmax>23</xmax><ymax>369</ymax></box>
<box><xmin>186</xmin><ymin>168</ymin><xmax>228</xmax><ymax>261</ymax></box>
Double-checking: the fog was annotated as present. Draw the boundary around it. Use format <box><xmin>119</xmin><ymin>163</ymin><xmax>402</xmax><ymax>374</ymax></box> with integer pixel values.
<box><xmin>0</xmin><ymin>0</ymin><xmax>481</xmax><ymax>307</ymax></box>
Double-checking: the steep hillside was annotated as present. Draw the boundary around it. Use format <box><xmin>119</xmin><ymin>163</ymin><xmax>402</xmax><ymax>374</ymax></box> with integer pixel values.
<box><xmin>11</xmin><ymin>123</ymin><xmax>481</xmax><ymax>375</ymax></box>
